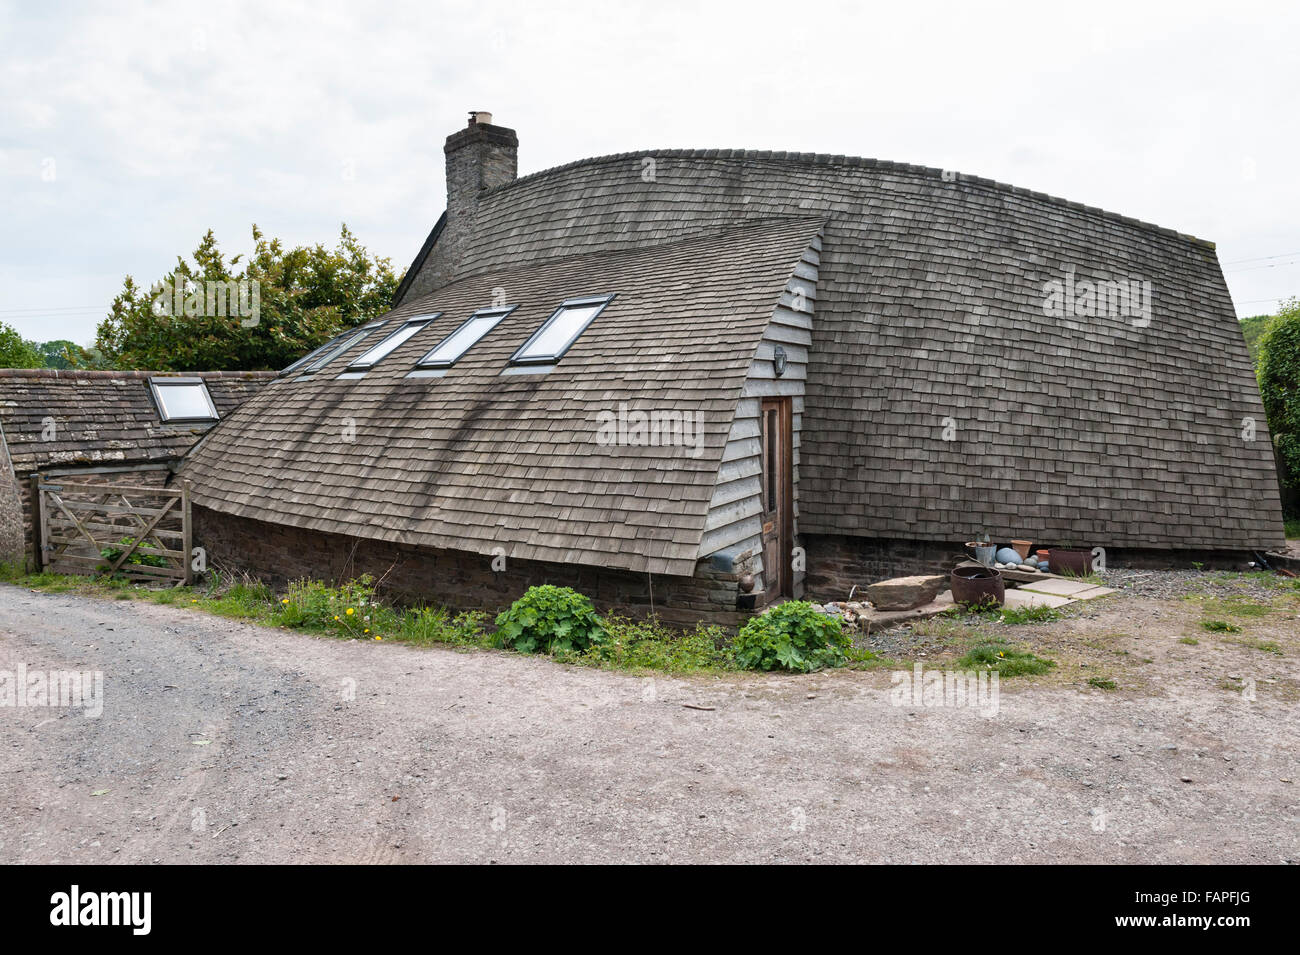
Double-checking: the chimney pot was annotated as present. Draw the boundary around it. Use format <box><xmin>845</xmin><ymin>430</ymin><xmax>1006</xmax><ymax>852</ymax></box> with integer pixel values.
<box><xmin>469</xmin><ymin>110</ymin><xmax>493</xmax><ymax>126</ymax></box>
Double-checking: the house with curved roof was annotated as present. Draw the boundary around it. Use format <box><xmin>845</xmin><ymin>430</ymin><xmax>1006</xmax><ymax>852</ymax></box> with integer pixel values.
<box><xmin>179</xmin><ymin>114</ymin><xmax>1285</xmax><ymax>621</ymax></box>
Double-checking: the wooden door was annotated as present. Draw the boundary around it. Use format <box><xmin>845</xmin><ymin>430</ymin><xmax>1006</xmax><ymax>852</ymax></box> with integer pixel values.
<box><xmin>759</xmin><ymin>397</ymin><xmax>793</xmax><ymax>600</ymax></box>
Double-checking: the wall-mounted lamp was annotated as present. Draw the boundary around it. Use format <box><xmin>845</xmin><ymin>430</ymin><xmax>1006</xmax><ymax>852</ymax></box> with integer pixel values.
<box><xmin>772</xmin><ymin>345</ymin><xmax>787</xmax><ymax>377</ymax></box>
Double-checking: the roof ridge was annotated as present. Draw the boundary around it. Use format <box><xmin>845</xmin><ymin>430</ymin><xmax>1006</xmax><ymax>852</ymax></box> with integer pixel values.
<box><xmin>402</xmin><ymin>214</ymin><xmax>828</xmax><ymax>307</ymax></box>
<box><xmin>0</xmin><ymin>369</ymin><xmax>278</xmax><ymax>380</ymax></box>
<box><xmin>483</xmin><ymin>148</ymin><xmax>1216</xmax><ymax>250</ymax></box>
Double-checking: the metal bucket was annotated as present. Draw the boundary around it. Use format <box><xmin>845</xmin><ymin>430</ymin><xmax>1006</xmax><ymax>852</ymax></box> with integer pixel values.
<box><xmin>951</xmin><ymin>565</ymin><xmax>1005</xmax><ymax>608</ymax></box>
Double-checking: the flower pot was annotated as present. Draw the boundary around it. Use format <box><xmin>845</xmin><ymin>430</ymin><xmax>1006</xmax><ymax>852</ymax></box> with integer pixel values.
<box><xmin>1048</xmin><ymin>548</ymin><xmax>1091</xmax><ymax>576</ymax></box>
<box><xmin>950</xmin><ymin>565</ymin><xmax>1005</xmax><ymax>608</ymax></box>
<box><xmin>1011</xmin><ymin>539</ymin><xmax>1033</xmax><ymax>560</ymax></box>
<box><xmin>966</xmin><ymin>542</ymin><xmax>996</xmax><ymax>566</ymax></box>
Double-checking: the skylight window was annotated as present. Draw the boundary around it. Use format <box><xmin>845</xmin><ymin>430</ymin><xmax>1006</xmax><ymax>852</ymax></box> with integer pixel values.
<box><xmin>280</xmin><ymin>340</ymin><xmax>334</xmax><ymax>375</ymax></box>
<box><xmin>345</xmin><ymin>315</ymin><xmax>439</xmax><ymax>371</ymax></box>
<box><xmin>509</xmin><ymin>295</ymin><xmax>614</xmax><ymax>366</ymax></box>
<box><xmin>300</xmin><ymin>320</ymin><xmax>386</xmax><ymax>374</ymax></box>
<box><xmin>416</xmin><ymin>306</ymin><xmax>516</xmax><ymax>369</ymax></box>
<box><xmin>149</xmin><ymin>377</ymin><xmax>219</xmax><ymax>423</ymax></box>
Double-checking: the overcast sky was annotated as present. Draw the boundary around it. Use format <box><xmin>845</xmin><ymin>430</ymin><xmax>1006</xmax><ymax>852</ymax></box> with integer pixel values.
<box><xmin>1</xmin><ymin>0</ymin><xmax>1297</xmax><ymax>345</ymax></box>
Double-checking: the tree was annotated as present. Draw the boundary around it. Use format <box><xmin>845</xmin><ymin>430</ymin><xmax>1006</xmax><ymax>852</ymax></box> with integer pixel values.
<box><xmin>93</xmin><ymin>225</ymin><xmax>403</xmax><ymax>371</ymax></box>
<box><xmin>37</xmin><ymin>339</ymin><xmax>80</xmax><ymax>369</ymax></box>
<box><xmin>1239</xmin><ymin>314</ymin><xmax>1273</xmax><ymax>364</ymax></box>
<box><xmin>0</xmin><ymin>322</ymin><xmax>44</xmax><ymax>369</ymax></box>
<box><xmin>1257</xmin><ymin>297</ymin><xmax>1300</xmax><ymax>494</ymax></box>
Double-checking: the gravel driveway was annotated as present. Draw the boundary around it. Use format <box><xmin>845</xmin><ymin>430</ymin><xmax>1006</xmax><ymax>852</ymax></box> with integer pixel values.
<box><xmin>1</xmin><ymin>584</ymin><xmax>1297</xmax><ymax>864</ymax></box>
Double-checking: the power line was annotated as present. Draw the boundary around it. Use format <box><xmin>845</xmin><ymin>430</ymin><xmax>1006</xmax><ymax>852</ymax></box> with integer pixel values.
<box><xmin>1222</xmin><ymin>250</ymin><xmax>1300</xmax><ymax>265</ymax></box>
<box><xmin>1224</xmin><ymin>259</ymin><xmax>1299</xmax><ymax>275</ymax></box>
<box><xmin>0</xmin><ymin>305</ymin><xmax>107</xmax><ymax>314</ymax></box>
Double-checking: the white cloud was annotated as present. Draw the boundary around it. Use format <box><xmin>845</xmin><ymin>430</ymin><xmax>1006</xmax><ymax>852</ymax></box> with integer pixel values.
<box><xmin>1</xmin><ymin>0</ymin><xmax>1297</xmax><ymax>343</ymax></box>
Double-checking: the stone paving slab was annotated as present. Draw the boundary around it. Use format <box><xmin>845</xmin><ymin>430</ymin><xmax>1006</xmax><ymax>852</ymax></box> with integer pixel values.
<box><xmin>1002</xmin><ymin>588</ymin><xmax>1074</xmax><ymax>610</ymax></box>
<box><xmin>865</xmin><ymin>590</ymin><xmax>955</xmax><ymax>629</ymax></box>
<box><xmin>1065</xmin><ymin>585</ymin><xmax>1116</xmax><ymax>601</ymax></box>
<box><xmin>1019</xmin><ymin>577</ymin><xmax>1103</xmax><ymax>597</ymax></box>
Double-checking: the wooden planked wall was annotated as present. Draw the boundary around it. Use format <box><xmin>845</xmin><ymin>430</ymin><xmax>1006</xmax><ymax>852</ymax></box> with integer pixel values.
<box><xmin>698</xmin><ymin>233</ymin><xmax>820</xmax><ymax>595</ymax></box>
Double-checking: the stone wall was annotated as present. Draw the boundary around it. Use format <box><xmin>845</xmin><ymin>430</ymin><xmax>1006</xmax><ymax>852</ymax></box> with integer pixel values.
<box><xmin>802</xmin><ymin>532</ymin><xmax>1268</xmax><ymax>601</ymax></box>
<box><xmin>0</xmin><ymin>439</ymin><xmax>24</xmax><ymax>568</ymax></box>
<box><xmin>802</xmin><ymin>534</ymin><xmax>966</xmax><ymax>601</ymax></box>
<box><xmin>194</xmin><ymin>505</ymin><xmax>749</xmax><ymax>627</ymax></box>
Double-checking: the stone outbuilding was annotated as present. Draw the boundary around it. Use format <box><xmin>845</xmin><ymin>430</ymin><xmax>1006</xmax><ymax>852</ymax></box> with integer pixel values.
<box><xmin>0</xmin><ymin>369</ymin><xmax>272</xmax><ymax>568</ymax></box>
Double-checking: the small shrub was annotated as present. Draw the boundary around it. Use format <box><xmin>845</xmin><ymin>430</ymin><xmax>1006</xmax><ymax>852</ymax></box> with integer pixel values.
<box><xmin>397</xmin><ymin>607</ymin><xmax>490</xmax><ymax>647</ymax></box>
<box><xmin>272</xmin><ymin>575</ymin><xmax>390</xmax><ymax>638</ymax></box>
<box><xmin>1202</xmin><ymin>619</ymin><xmax>1242</xmax><ymax>633</ymax></box>
<box><xmin>99</xmin><ymin>536</ymin><xmax>168</xmax><ymax>570</ymax></box>
<box><xmin>494</xmin><ymin>585</ymin><xmax>605</xmax><ymax>654</ymax></box>
<box><xmin>732</xmin><ymin>601</ymin><xmax>851</xmax><ymax>673</ymax></box>
<box><xmin>957</xmin><ymin>639</ymin><xmax>1056</xmax><ymax>677</ymax></box>
<box><xmin>586</xmin><ymin>616</ymin><xmax>732</xmax><ymax>672</ymax></box>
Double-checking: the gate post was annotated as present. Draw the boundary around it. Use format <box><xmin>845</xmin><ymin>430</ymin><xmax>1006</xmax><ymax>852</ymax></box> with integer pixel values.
<box><xmin>182</xmin><ymin>480</ymin><xmax>193</xmax><ymax>586</ymax></box>
<box><xmin>29</xmin><ymin>472</ymin><xmax>46</xmax><ymax>573</ymax></box>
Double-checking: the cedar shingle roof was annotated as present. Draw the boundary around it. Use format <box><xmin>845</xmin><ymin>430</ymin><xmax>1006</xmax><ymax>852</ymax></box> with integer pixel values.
<box><xmin>399</xmin><ymin>149</ymin><xmax>1285</xmax><ymax>551</ymax></box>
<box><xmin>181</xmin><ymin>218</ymin><xmax>826</xmax><ymax>576</ymax></box>
<box><xmin>0</xmin><ymin>370</ymin><xmax>272</xmax><ymax>473</ymax></box>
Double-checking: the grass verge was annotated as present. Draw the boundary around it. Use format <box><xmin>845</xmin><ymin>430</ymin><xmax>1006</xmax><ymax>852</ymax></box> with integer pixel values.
<box><xmin>1</xmin><ymin>568</ymin><xmax>882</xmax><ymax>677</ymax></box>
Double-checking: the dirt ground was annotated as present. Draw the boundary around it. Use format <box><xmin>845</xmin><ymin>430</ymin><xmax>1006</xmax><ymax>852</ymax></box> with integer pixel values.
<box><xmin>1</xmin><ymin>581</ymin><xmax>1297</xmax><ymax>864</ymax></box>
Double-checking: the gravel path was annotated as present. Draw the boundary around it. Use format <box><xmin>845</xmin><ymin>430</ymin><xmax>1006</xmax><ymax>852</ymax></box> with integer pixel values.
<box><xmin>1</xmin><ymin>584</ymin><xmax>1297</xmax><ymax>864</ymax></box>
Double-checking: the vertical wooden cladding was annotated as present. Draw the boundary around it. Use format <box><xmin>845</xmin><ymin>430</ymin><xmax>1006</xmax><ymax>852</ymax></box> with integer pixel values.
<box><xmin>700</xmin><ymin>232</ymin><xmax>819</xmax><ymax>598</ymax></box>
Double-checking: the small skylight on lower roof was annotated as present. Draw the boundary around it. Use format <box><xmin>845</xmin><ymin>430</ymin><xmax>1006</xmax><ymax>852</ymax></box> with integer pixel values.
<box><xmin>345</xmin><ymin>315</ymin><xmax>439</xmax><ymax>372</ymax></box>
<box><xmin>149</xmin><ymin>377</ymin><xmax>219</xmax><ymax>423</ymax></box>
<box><xmin>416</xmin><ymin>306</ymin><xmax>516</xmax><ymax>369</ymax></box>
<box><xmin>509</xmin><ymin>295</ymin><xmax>614</xmax><ymax>366</ymax></box>
<box><xmin>300</xmin><ymin>320</ymin><xmax>387</xmax><ymax>374</ymax></box>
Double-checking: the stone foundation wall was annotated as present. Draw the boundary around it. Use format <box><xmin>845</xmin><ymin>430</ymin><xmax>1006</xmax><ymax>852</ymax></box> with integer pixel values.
<box><xmin>194</xmin><ymin>505</ymin><xmax>749</xmax><ymax>627</ymax></box>
<box><xmin>802</xmin><ymin>532</ymin><xmax>1266</xmax><ymax>601</ymax></box>
<box><xmin>802</xmin><ymin>534</ymin><xmax>966</xmax><ymax>601</ymax></box>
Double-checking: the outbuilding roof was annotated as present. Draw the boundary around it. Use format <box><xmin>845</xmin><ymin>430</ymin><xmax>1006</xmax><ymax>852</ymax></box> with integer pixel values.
<box><xmin>0</xmin><ymin>369</ymin><xmax>272</xmax><ymax>474</ymax></box>
<box><xmin>181</xmin><ymin>218</ymin><xmax>826</xmax><ymax>575</ymax></box>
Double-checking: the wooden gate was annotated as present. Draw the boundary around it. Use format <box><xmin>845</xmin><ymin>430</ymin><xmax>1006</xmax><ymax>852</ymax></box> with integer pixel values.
<box><xmin>34</xmin><ymin>478</ymin><xmax>192</xmax><ymax>584</ymax></box>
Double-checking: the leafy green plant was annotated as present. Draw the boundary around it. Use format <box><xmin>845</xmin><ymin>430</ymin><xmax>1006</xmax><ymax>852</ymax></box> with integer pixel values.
<box><xmin>732</xmin><ymin>601</ymin><xmax>851</xmax><ymax>672</ymax></box>
<box><xmin>98</xmin><ymin>536</ymin><xmax>169</xmax><ymax>570</ymax></box>
<box><xmin>1202</xmin><ymin>619</ymin><xmax>1242</xmax><ymax>633</ymax></box>
<box><xmin>1087</xmin><ymin>676</ymin><xmax>1118</xmax><ymax>690</ymax></box>
<box><xmin>582</xmin><ymin>615</ymin><xmax>732</xmax><ymax>672</ymax></box>
<box><xmin>494</xmin><ymin>585</ymin><xmax>606</xmax><ymax>654</ymax></box>
<box><xmin>272</xmin><ymin>574</ymin><xmax>390</xmax><ymax>638</ymax></box>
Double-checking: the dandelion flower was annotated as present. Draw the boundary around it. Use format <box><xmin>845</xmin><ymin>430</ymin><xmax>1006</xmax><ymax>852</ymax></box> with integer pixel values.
<box><xmin>281</xmin><ymin>598</ymin><xmax>289</xmax><ymax>604</ymax></box>
<box><xmin>346</xmin><ymin>608</ymin><xmax>355</xmax><ymax>616</ymax></box>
